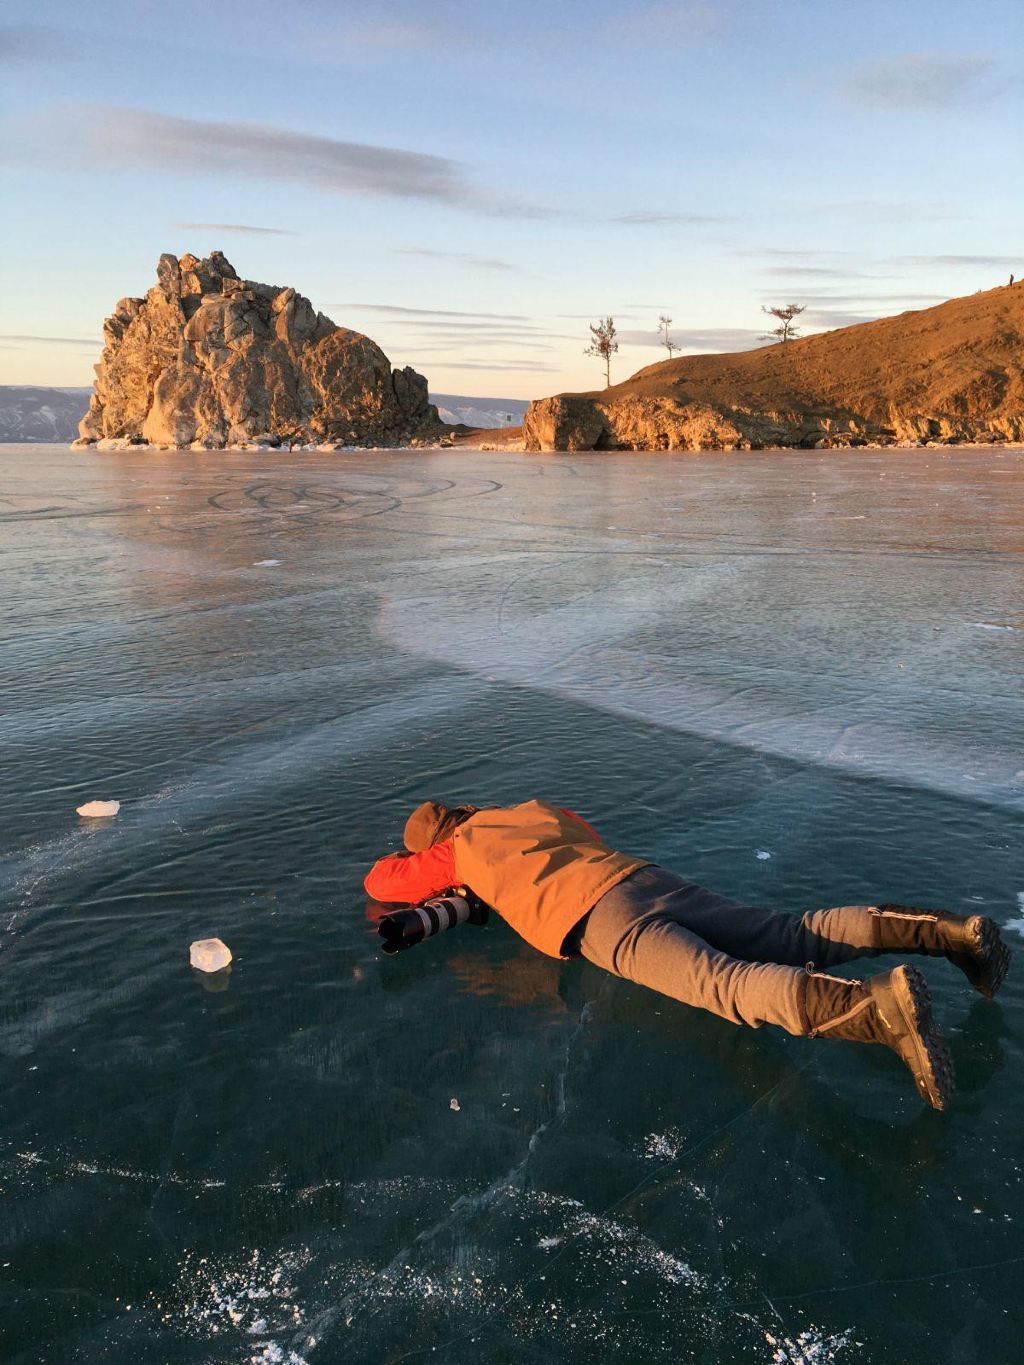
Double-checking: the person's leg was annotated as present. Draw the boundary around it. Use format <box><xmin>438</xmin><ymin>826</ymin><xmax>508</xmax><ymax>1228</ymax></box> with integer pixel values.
<box><xmin>623</xmin><ymin>869</ymin><xmax>1011</xmax><ymax>996</ymax></box>
<box><xmin>575</xmin><ymin>871</ymin><xmax>957</xmax><ymax>1109</ymax></box>
<box><xmin>576</xmin><ymin>876</ymin><xmax>809</xmax><ymax>1034</ymax></box>
<box><xmin>607</xmin><ymin>866</ymin><xmax>877</xmax><ymax>968</ymax></box>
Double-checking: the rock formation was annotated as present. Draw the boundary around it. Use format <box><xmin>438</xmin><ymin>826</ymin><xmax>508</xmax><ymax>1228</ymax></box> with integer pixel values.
<box><xmin>524</xmin><ymin>284</ymin><xmax>1024</xmax><ymax>451</ymax></box>
<box><xmin>77</xmin><ymin>251</ymin><xmax>440</xmax><ymax>449</ymax></box>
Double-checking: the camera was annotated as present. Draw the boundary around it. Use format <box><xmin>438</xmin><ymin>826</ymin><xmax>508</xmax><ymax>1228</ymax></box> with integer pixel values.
<box><xmin>377</xmin><ymin>889</ymin><xmax>489</xmax><ymax>955</ymax></box>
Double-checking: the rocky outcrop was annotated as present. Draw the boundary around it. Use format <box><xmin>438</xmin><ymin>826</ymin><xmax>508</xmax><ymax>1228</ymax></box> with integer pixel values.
<box><xmin>524</xmin><ymin>284</ymin><xmax>1024</xmax><ymax>451</ymax></box>
<box><xmin>77</xmin><ymin>251</ymin><xmax>440</xmax><ymax>449</ymax></box>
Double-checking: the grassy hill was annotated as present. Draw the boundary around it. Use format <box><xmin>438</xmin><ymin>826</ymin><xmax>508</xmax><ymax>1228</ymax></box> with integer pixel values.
<box><xmin>524</xmin><ymin>285</ymin><xmax>1024</xmax><ymax>451</ymax></box>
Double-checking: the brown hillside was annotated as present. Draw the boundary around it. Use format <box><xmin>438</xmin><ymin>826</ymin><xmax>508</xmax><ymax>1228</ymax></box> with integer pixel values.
<box><xmin>524</xmin><ymin>284</ymin><xmax>1024</xmax><ymax>451</ymax></box>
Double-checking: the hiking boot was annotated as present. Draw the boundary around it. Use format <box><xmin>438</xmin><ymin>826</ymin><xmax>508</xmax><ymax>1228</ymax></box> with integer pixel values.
<box><xmin>802</xmin><ymin>964</ymin><xmax>955</xmax><ymax>1111</ymax></box>
<box><xmin>871</xmin><ymin>904</ymin><xmax>1011</xmax><ymax>999</ymax></box>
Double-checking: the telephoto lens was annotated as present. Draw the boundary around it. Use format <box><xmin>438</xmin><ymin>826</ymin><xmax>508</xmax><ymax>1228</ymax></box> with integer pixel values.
<box><xmin>377</xmin><ymin>890</ymin><xmax>488</xmax><ymax>955</ymax></box>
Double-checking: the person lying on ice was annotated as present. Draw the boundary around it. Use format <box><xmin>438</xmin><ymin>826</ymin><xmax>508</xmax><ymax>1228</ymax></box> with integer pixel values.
<box><xmin>365</xmin><ymin>799</ymin><xmax>1011</xmax><ymax>1110</ymax></box>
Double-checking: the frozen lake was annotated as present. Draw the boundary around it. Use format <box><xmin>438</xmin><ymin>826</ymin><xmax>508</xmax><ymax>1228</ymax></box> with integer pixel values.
<box><xmin>1</xmin><ymin>442</ymin><xmax>1022</xmax><ymax>1364</ymax></box>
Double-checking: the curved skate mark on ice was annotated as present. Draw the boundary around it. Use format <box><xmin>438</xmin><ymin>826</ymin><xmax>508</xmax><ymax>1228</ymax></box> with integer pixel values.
<box><xmin>207</xmin><ymin>481</ymin><xmax>401</xmax><ymax>522</ymax></box>
<box><xmin>0</xmin><ymin>497</ymin><xmax>144</xmax><ymax>522</ymax></box>
<box><xmin>0</xmin><ymin>679</ymin><xmax>478</xmax><ymax>940</ymax></box>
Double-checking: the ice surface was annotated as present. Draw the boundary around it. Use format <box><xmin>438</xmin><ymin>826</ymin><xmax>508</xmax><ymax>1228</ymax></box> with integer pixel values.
<box><xmin>2</xmin><ymin>444</ymin><xmax>1023</xmax><ymax>1365</ymax></box>
<box><xmin>189</xmin><ymin>937</ymin><xmax>232</xmax><ymax>972</ymax></box>
<box><xmin>76</xmin><ymin>799</ymin><xmax>120</xmax><ymax>818</ymax></box>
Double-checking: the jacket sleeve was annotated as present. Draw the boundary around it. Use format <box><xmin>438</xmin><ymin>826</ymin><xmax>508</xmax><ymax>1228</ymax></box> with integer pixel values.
<box><xmin>363</xmin><ymin>841</ymin><xmax>458</xmax><ymax>904</ymax></box>
<box><xmin>560</xmin><ymin>808</ymin><xmax>601</xmax><ymax>841</ymax></box>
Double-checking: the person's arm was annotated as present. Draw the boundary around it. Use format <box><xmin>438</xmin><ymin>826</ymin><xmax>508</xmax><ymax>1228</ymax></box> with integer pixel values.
<box><xmin>560</xmin><ymin>808</ymin><xmax>601</xmax><ymax>841</ymax></box>
<box><xmin>364</xmin><ymin>841</ymin><xmax>458</xmax><ymax>904</ymax></box>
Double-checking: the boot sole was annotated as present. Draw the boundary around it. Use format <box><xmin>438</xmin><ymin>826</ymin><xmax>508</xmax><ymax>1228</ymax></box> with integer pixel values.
<box><xmin>890</xmin><ymin>965</ymin><xmax>956</xmax><ymax>1111</ymax></box>
<box><xmin>963</xmin><ymin>916</ymin><xmax>1012</xmax><ymax>999</ymax></box>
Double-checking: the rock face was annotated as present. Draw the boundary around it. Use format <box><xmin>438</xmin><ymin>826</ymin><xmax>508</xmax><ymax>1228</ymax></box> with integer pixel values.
<box><xmin>524</xmin><ymin>284</ymin><xmax>1024</xmax><ymax>451</ymax></box>
<box><xmin>77</xmin><ymin>251</ymin><xmax>439</xmax><ymax>448</ymax></box>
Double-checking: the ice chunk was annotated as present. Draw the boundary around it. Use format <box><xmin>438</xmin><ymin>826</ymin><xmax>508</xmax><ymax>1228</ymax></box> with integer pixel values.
<box><xmin>253</xmin><ymin>559</ymin><xmax>282</xmax><ymax>567</ymax></box>
<box><xmin>76</xmin><ymin>799</ymin><xmax>120</xmax><ymax>818</ymax></box>
<box><xmin>449</xmin><ymin>1098</ymin><xmax>460</xmax><ymax>1112</ymax></box>
<box><xmin>190</xmin><ymin>938</ymin><xmax>233</xmax><ymax>972</ymax></box>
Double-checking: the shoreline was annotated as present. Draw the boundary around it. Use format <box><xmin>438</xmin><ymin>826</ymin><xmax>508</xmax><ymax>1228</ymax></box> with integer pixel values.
<box><xmin>61</xmin><ymin>434</ymin><xmax>1024</xmax><ymax>455</ymax></box>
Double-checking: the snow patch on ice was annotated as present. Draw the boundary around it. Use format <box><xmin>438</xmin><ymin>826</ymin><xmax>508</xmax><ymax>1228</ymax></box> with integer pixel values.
<box><xmin>640</xmin><ymin>1129</ymin><xmax>685</xmax><ymax>1161</ymax></box>
<box><xmin>1005</xmin><ymin>893</ymin><xmax>1024</xmax><ymax>938</ymax></box>
<box><xmin>149</xmin><ymin>1245</ymin><xmax>311</xmax><ymax>1362</ymax></box>
<box><xmin>970</xmin><ymin>622</ymin><xmax>1021</xmax><ymax>632</ymax></box>
<box><xmin>765</xmin><ymin>1326</ymin><xmax>855</xmax><ymax>1363</ymax></box>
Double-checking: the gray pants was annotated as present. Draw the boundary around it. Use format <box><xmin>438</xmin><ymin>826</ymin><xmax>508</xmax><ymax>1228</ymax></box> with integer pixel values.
<box><xmin>572</xmin><ymin>865</ymin><xmax>883</xmax><ymax>1035</ymax></box>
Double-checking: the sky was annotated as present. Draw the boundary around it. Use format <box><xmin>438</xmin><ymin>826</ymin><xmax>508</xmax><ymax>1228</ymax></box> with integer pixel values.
<box><xmin>1</xmin><ymin>0</ymin><xmax>1021</xmax><ymax>399</ymax></box>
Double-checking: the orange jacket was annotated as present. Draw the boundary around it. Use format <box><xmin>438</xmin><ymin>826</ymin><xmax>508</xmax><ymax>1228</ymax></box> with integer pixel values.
<box><xmin>365</xmin><ymin>800</ymin><xmax>647</xmax><ymax>958</ymax></box>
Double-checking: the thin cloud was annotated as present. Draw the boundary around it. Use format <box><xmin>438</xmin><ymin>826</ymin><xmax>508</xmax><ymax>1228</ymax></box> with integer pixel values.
<box><xmin>843</xmin><ymin>53</ymin><xmax>996</xmax><ymax>109</ymax></box>
<box><xmin>30</xmin><ymin>106</ymin><xmax>548</xmax><ymax>218</ymax></box>
<box><xmin>786</xmin><ymin>290</ymin><xmax>945</xmax><ymax>305</ymax></box>
<box><xmin>0</xmin><ymin>333</ymin><xmax>99</xmax><ymax>346</ymax></box>
<box><xmin>173</xmin><ymin>222</ymin><xmax>296</xmax><ymax>236</ymax></box>
<box><xmin>395</xmin><ymin>248</ymin><xmax>520</xmax><ymax>271</ymax></box>
<box><xmin>619</xmin><ymin>327</ymin><xmax>765</xmax><ymax>353</ymax></box>
<box><xmin>403</xmin><ymin>321</ymin><xmax>549</xmax><ymax>333</ymax></box>
<box><xmin>900</xmin><ymin>254</ymin><xmax>1019</xmax><ymax>268</ymax></box>
<box><xmin>761</xmin><ymin>265</ymin><xmax>882</xmax><ymax>279</ymax></box>
<box><xmin>341</xmin><ymin>21</ymin><xmax>445</xmax><ymax>50</ymax></box>
<box><xmin>742</xmin><ymin>247</ymin><xmax>858</xmax><ymax>260</ymax></box>
<box><xmin>339</xmin><ymin>303</ymin><xmax>531</xmax><ymax>320</ymax></box>
<box><xmin>607</xmin><ymin>3</ymin><xmax>726</xmax><ymax>41</ymax></box>
<box><xmin>336</xmin><ymin>303</ymin><xmax>530</xmax><ymax>320</ymax></box>
<box><xmin>0</xmin><ymin>23</ymin><xmax>71</xmax><ymax>62</ymax></box>
<box><xmin>801</xmin><ymin>309</ymin><xmax>878</xmax><ymax>329</ymax></box>
<box><xmin>436</xmin><ymin>360</ymin><xmax>558</xmax><ymax>372</ymax></box>
<box><xmin>609</xmin><ymin>211</ymin><xmax>728</xmax><ymax>225</ymax></box>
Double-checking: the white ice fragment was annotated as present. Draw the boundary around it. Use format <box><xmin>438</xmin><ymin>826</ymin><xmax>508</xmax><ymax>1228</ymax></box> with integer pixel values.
<box><xmin>755</xmin><ymin>849</ymin><xmax>772</xmax><ymax>861</ymax></box>
<box><xmin>253</xmin><ymin>559</ymin><xmax>282</xmax><ymax>567</ymax></box>
<box><xmin>76</xmin><ymin>799</ymin><xmax>120</xmax><ymax>818</ymax></box>
<box><xmin>190</xmin><ymin>938</ymin><xmax>233</xmax><ymax>972</ymax></box>
<box><xmin>449</xmin><ymin>1098</ymin><xmax>460</xmax><ymax>1112</ymax></box>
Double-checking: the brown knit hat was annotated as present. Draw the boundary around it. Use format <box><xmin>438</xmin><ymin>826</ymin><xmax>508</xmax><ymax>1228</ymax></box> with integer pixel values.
<box><xmin>403</xmin><ymin>801</ymin><xmax>478</xmax><ymax>852</ymax></box>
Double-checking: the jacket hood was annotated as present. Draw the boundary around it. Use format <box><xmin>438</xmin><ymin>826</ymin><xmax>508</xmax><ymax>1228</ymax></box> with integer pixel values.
<box><xmin>403</xmin><ymin>801</ymin><xmax>478</xmax><ymax>852</ymax></box>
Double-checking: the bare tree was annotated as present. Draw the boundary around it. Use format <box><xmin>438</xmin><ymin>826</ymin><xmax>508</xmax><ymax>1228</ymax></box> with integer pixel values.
<box><xmin>658</xmin><ymin>314</ymin><xmax>678</xmax><ymax>359</ymax></box>
<box><xmin>760</xmin><ymin>303</ymin><xmax>805</xmax><ymax>343</ymax></box>
<box><xmin>584</xmin><ymin>317</ymin><xmax>619</xmax><ymax>386</ymax></box>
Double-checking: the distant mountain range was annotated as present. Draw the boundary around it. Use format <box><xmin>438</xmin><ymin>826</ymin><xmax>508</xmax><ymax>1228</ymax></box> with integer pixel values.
<box><xmin>0</xmin><ymin>386</ymin><xmax>528</xmax><ymax>442</ymax></box>
<box><xmin>431</xmin><ymin>394</ymin><xmax>530</xmax><ymax>429</ymax></box>
<box><xmin>0</xmin><ymin>387</ymin><xmax>93</xmax><ymax>443</ymax></box>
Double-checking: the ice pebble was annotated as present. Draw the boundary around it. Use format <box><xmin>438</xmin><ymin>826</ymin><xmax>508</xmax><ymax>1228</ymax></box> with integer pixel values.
<box><xmin>449</xmin><ymin>1097</ymin><xmax>460</xmax><ymax>1112</ymax></box>
<box><xmin>190</xmin><ymin>938</ymin><xmax>233</xmax><ymax>972</ymax></box>
<box><xmin>77</xmin><ymin>799</ymin><xmax>120</xmax><ymax>818</ymax></box>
